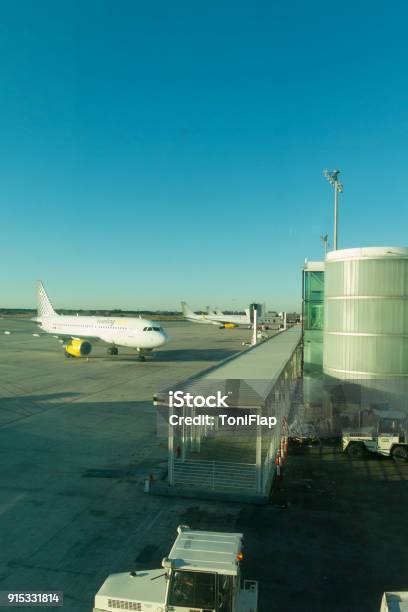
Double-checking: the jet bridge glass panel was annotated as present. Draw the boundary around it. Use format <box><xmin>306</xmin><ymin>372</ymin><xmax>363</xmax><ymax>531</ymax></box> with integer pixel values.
<box><xmin>303</xmin><ymin>270</ymin><xmax>324</xmax><ymax>331</ymax></box>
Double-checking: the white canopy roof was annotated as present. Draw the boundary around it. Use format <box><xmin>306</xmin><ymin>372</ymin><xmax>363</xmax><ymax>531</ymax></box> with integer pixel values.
<box><xmin>164</xmin><ymin>526</ymin><xmax>243</xmax><ymax>576</ymax></box>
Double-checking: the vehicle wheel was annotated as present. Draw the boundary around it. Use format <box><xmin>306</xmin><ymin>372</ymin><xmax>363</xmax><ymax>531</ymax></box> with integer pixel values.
<box><xmin>346</xmin><ymin>442</ymin><xmax>366</xmax><ymax>459</ymax></box>
<box><xmin>139</xmin><ymin>355</ymin><xmax>146</xmax><ymax>362</ymax></box>
<box><xmin>392</xmin><ymin>446</ymin><xmax>408</xmax><ymax>462</ymax></box>
<box><xmin>107</xmin><ymin>347</ymin><xmax>114</xmax><ymax>355</ymax></box>
<box><xmin>113</xmin><ymin>347</ymin><xmax>118</xmax><ymax>355</ymax></box>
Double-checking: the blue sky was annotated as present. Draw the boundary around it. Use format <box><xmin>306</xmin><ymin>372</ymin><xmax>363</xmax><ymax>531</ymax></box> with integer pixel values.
<box><xmin>1</xmin><ymin>0</ymin><xmax>407</xmax><ymax>310</ymax></box>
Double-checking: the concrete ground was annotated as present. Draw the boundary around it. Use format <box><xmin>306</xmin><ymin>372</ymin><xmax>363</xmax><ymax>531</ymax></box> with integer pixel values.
<box><xmin>260</xmin><ymin>443</ymin><xmax>408</xmax><ymax>611</ymax></box>
<box><xmin>1</xmin><ymin>319</ymin><xmax>407</xmax><ymax>611</ymax></box>
<box><xmin>0</xmin><ymin>320</ymin><xmax>250</xmax><ymax>611</ymax></box>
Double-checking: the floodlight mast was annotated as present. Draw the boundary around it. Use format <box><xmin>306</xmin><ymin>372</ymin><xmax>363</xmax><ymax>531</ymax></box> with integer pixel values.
<box><xmin>323</xmin><ymin>169</ymin><xmax>343</xmax><ymax>250</ymax></box>
<box><xmin>320</xmin><ymin>233</ymin><xmax>329</xmax><ymax>256</ymax></box>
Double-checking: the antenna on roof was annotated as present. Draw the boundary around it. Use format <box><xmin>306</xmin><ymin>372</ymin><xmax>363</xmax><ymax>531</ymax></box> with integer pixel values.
<box><xmin>320</xmin><ymin>233</ymin><xmax>329</xmax><ymax>256</ymax></box>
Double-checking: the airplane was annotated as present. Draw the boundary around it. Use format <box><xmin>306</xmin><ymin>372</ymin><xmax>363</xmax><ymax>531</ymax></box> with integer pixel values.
<box><xmin>209</xmin><ymin>308</ymin><xmax>224</xmax><ymax>317</ymax></box>
<box><xmin>33</xmin><ymin>281</ymin><xmax>169</xmax><ymax>360</ymax></box>
<box><xmin>181</xmin><ymin>301</ymin><xmax>251</xmax><ymax>329</ymax></box>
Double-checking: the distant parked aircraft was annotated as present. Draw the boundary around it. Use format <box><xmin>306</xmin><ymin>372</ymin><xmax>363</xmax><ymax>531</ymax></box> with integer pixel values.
<box><xmin>181</xmin><ymin>301</ymin><xmax>251</xmax><ymax>329</ymax></box>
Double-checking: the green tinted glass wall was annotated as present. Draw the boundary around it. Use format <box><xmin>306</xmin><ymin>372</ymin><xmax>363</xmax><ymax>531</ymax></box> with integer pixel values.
<box><xmin>304</xmin><ymin>270</ymin><xmax>324</xmax><ymax>330</ymax></box>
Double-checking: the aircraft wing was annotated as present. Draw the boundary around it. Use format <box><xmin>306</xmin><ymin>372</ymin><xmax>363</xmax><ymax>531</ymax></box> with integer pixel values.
<box><xmin>0</xmin><ymin>318</ymin><xmax>43</xmax><ymax>335</ymax></box>
<box><xmin>0</xmin><ymin>320</ymin><xmax>100</xmax><ymax>343</ymax></box>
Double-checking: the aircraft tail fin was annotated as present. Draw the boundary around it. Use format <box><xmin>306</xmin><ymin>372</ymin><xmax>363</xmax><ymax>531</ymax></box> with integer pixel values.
<box><xmin>37</xmin><ymin>281</ymin><xmax>57</xmax><ymax>318</ymax></box>
<box><xmin>181</xmin><ymin>301</ymin><xmax>195</xmax><ymax>317</ymax></box>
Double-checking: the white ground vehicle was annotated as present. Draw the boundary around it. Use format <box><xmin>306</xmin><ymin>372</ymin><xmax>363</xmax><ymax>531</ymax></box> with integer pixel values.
<box><xmin>342</xmin><ymin>411</ymin><xmax>408</xmax><ymax>462</ymax></box>
<box><xmin>380</xmin><ymin>591</ymin><xmax>408</xmax><ymax>611</ymax></box>
<box><xmin>93</xmin><ymin>525</ymin><xmax>258</xmax><ymax>612</ymax></box>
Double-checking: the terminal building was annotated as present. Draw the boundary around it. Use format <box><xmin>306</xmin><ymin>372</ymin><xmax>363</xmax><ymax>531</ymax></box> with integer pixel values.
<box><xmin>301</xmin><ymin>247</ymin><xmax>408</xmax><ymax>439</ymax></box>
<box><xmin>323</xmin><ymin>247</ymin><xmax>408</xmax><ymax>421</ymax></box>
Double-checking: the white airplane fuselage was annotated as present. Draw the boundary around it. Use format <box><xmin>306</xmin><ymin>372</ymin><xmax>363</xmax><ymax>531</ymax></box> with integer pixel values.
<box><xmin>38</xmin><ymin>314</ymin><xmax>168</xmax><ymax>350</ymax></box>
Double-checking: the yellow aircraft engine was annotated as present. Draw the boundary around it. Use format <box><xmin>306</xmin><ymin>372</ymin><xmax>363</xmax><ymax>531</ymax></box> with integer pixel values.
<box><xmin>222</xmin><ymin>323</ymin><xmax>238</xmax><ymax>329</ymax></box>
<box><xmin>64</xmin><ymin>339</ymin><xmax>92</xmax><ymax>358</ymax></box>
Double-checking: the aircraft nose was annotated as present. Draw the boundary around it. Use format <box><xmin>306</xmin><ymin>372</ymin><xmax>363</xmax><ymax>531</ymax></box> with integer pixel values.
<box><xmin>154</xmin><ymin>331</ymin><xmax>168</xmax><ymax>347</ymax></box>
<box><xmin>159</xmin><ymin>331</ymin><xmax>169</xmax><ymax>346</ymax></box>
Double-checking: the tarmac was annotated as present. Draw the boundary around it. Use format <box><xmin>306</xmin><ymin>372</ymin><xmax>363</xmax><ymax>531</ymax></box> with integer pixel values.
<box><xmin>0</xmin><ymin>319</ymin><xmax>251</xmax><ymax>611</ymax></box>
<box><xmin>1</xmin><ymin>319</ymin><xmax>408</xmax><ymax>611</ymax></box>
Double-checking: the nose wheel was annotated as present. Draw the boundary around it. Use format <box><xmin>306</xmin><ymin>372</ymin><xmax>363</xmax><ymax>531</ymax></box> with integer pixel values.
<box><xmin>107</xmin><ymin>347</ymin><xmax>119</xmax><ymax>356</ymax></box>
<box><xmin>138</xmin><ymin>355</ymin><xmax>146</xmax><ymax>362</ymax></box>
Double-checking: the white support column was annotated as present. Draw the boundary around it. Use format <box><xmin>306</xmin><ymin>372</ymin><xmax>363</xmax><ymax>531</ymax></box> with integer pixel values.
<box><xmin>181</xmin><ymin>404</ymin><xmax>186</xmax><ymax>461</ymax></box>
<box><xmin>252</xmin><ymin>307</ymin><xmax>258</xmax><ymax>346</ymax></box>
<box><xmin>256</xmin><ymin>407</ymin><xmax>262</xmax><ymax>493</ymax></box>
<box><xmin>168</xmin><ymin>403</ymin><xmax>174</xmax><ymax>486</ymax></box>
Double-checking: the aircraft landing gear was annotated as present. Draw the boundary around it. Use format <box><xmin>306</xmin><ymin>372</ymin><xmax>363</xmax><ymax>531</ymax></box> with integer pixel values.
<box><xmin>138</xmin><ymin>355</ymin><xmax>146</xmax><ymax>362</ymax></box>
<box><xmin>107</xmin><ymin>346</ymin><xmax>118</xmax><ymax>356</ymax></box>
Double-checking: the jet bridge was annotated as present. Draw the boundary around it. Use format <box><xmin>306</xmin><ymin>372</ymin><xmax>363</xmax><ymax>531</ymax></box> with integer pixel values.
<box><xmin>153</xmin><ymin>326</ymin><xmax>302</xmax><ymax>503</ymax></box>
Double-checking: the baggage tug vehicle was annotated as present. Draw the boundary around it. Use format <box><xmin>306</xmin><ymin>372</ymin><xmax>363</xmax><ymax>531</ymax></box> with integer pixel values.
<box><xmin>93</xmin><ymin>525</ymin><xmax>258</xmax><ymax>612</ymax></box>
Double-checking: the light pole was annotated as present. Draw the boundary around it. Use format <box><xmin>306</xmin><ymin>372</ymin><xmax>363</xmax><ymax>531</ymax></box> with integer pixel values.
<box><xmin>323</xmin><ymin>169</ymin><xmax>343</xmax><ymax>250</ymax></box>
<box><xmin>320</xmin><ymin>233</ymin><xmax>329</xmax><ymax>257</ymax></box>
